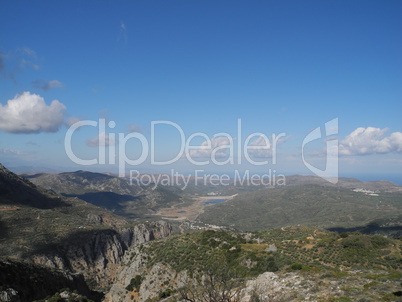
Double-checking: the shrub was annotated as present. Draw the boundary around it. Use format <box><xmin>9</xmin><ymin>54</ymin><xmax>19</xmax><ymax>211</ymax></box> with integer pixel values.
<box><xmin>290</xmin><ymin>263</ymin><xmax>303</xmax><ymax>270</ymax></box>
<box><xmin>126</xmin><ymin>275</ymin><xmax>143</xmax><ymax>292</ymax></box>
<box><xmin>158</xmin><ymin>288</ymin><xmax>174</xmax><ymax>298</ymax></box>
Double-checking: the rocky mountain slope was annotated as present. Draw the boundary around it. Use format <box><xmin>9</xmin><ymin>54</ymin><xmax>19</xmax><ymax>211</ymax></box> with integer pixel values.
<box><xmin>0</xmin><ymin>163</ymin><xmax>127</xmax><ymax>257</ymax></box>
<box><xmin>31</xmin><ymin>221</ymin><xmax>172</xmax><ymax>290</ymax></box>
<box><xmin>0</xmin><ymin>259</ymin><xmax>102</xmax><ymax>302</ymax></box>
<box><xmin>25</xmin><ymin>170</ymin><xmax>140</xmax><ymax>196</ymax></box>
<box><xmin>0</xmin><ymin>163</ymin><xmax>173</xmax><ymax>301</ymax></box>
<box><xmin>105</xmin><ymin>226</ymin><xmax>402</xmax><ymax>301</ymax></box>
<box><xmin>26</xmin><ymin>171</ymin><xmax>184</xmax><ymax>218</ymax></box>
<box><xmin>2</xmin><ymin>164</ymin><xmax>402</xmax><ymax>301</ymax></box>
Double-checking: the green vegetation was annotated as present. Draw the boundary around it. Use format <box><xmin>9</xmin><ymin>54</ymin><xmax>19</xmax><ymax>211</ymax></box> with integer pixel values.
<box><xmin>198</xmin><ymin>185</ymin><xmax>402</xmax><ymax>231</ymax></box>
<box><xmin>143</xmin><ymin>226</ymin><xmax>401</xmax><ymax>278</ymax></box>
<box><xmin>125</xmin><ymin>275</ymin><xmax>143</xmax><ymax>292</ymax></box>
<box><xmin>177</xmin><ymin>264</ymin><xmax>244</xmax><ymax>302</ymax></box>
<box><xmin>0</xmin><ymin>195</ymin><xmax>123</xmax><ymax>258</ymax></box>
<box><xmin>34</xmin><ymin>288</ymin><xmax>94</xmax><ymax>302</ymax></box>
<box><xmin>2</xmin><ymin>164</ymin><xmax>402</xmax><ymax>301</ymax></box>
<box><xmin>0</xmin><ymin>164</ymin><xmax>127</xmax><ymax>258</ymax></box>
<box><xmin>256</xmin><ymin>226</ymin><xmax>401</xmax><ymax>271</ymax></box>
<box><xmin>145</xmin><ymin>230</ymin><xmax>289</xmax><ymax>277</ymax></box>
<box><xmin>290</xmin><ymin>263</ymin><xmax>303</xmax><ymax>270</ymax></box>
<box><xmin>134</xmin><ymin>226</ymin><xmax>402</xmax><ymax>302</ymax></box>
<box><xmin>158</xmin><ymin>288</ymin><xmax>176</xmax><ymax>299</ymax></box>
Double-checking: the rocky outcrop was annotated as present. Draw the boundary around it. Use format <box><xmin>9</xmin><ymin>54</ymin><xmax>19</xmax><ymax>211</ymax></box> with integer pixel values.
<box><xmin>106</xmin><ymin>253</ymin><xmax>402</xmax><ymax>302</ymax></box>
<box><xmin>32</xmin><ymin>221</ymin><xmax>172</xmax><ymax>290</ymax></box>
<box><xmin>0</xmin><ymin>259</ymin><xmax>102</xmax><ymax>302</ymax></box>
<box><xmin>104</xmin><ymin>250</ymin><xmax>189</xmax><ymax>302</ymax></box>
<box><xmin>240</xmin><ymin>271</ymin><xmax>402</xmax><ymax>302</ymax></box>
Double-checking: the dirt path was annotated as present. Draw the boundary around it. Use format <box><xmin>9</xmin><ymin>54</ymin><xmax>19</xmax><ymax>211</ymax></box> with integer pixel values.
<box><xmin>0</xmin><ymin>206</ymin><xmax>20</xmax><ymax>211</ymax></box>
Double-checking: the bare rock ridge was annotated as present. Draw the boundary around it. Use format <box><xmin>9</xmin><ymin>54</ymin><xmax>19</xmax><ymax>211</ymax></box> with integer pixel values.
<box><xmin>32</xmin><ymin>221</ymin><xmax>172</xmax><ymax>289</ymax></box>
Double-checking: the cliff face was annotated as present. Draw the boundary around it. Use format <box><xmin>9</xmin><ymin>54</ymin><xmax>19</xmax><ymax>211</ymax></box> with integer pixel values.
<box><xmin>0</xmin><ymin>259</ymin><xmax>103</xmax><ymax>302</ymax></box>
<box><xmin>32</xmin><ymin>221</ymin><xmax>172</xmax><ymax>290</ymax></box>
<box><xmin>107</xmin><ymin>260</ymin><xmax>402</xmax><ymax>302</ymax></box>
<box><xmin>0</xmin><ymin>163</ymin><xmax>175</xmax><ymax>300</ymax></box>
<box><xmin>104</xmin><ymin>248</ymin><xmax>189</xmax><ymax>302</ymax></box>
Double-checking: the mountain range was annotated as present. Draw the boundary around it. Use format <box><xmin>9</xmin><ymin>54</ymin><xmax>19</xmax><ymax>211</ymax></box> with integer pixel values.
<box><xmin>25</xmin><ymin>170</ymin><xmax>183</xmax><ymax>219</ymax></box>
<box><xmin>25</xmin><ymin>169</ymin><xmax>402</xmax><ymax>235</ymax></box>
<box><xmin>0</xmin><ymin>163</ymin><xmax>401</xmax><ymax>301</ymax></box>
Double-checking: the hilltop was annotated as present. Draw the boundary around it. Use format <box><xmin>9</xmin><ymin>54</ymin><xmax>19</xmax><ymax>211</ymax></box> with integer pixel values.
<box><xmin>26</xmin><ymin>170</ymin><xmax>184</xmax><ymax>219</ymax></box>
<box><xmin>197</xmin><ymin>183</ymin><xmax>402</xmax><ymax>233</ymax></box>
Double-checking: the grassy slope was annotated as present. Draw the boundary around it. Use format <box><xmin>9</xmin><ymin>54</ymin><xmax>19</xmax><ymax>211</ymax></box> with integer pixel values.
<box><xmin>129</xmin><ymin>227</ymin><xmax>402</xmax><ymax>301</ymax></box>
<box><xmin>198</xmin><ymin>185</ymin><xmax>402</xmax><ymax>231</ymax></box>
<box><xmin>144</xmin><ymin>226</ymin><xmax>401</xmax><ymax>275</ymax></box>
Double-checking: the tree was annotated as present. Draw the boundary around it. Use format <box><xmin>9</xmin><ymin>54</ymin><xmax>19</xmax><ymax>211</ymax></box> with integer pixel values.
<box><xmin>177</xmin><ymin>257</ymin><xmax>245</xmax><ymax>302</ymax></box>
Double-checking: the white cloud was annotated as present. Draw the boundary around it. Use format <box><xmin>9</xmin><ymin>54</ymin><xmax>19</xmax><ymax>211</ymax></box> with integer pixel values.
<box><xmin>247</xmin><ymin>134</ymin><xmax>288</xmax><ymax>158</ymax></box>
<box><xmin>188</xmin><ymin>136</ymin><xmax>232</xmax><ymax>158</ymax></box>
<box><xmin>339</xmin><ymin>127</ymin><xmax>402</xmax><ymax>156</ymax></box>
<box><xmin>32</xmin><ymin>79</ymin><xmax>63</xmax><ymax>91</ymax></box>
<box><xmin>87</xmin><ymin>132</ymin><xmax>116</xmax><ymax>147</ymax></box>
<box><xmin>0</xmin><ymin>92</ymin><xmax>66</xmax><ymax>134</ymax></box>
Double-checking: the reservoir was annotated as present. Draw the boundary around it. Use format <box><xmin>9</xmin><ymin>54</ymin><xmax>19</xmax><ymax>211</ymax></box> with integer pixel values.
<box><xmin>204</xmin><ymin>199</ymin><xmax>227</xmax><ymax>205</ymax></box>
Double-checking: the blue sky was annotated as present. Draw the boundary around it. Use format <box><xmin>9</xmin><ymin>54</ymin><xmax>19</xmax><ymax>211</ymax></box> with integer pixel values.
<box><xmin>0</xmin><ymin>0</ymin><xmax>401</xmax><ymax>182</ymax></box>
